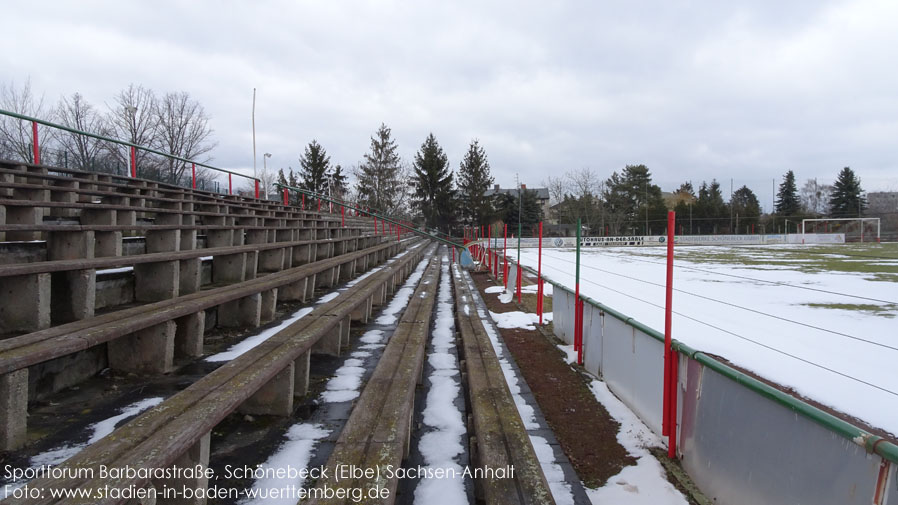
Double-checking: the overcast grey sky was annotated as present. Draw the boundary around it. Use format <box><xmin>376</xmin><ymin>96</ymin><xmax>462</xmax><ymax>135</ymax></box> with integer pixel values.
<box><xmin>4</xmin><ymin>0</ymin><xmax>897</xmax><ymax>209</ymax></box>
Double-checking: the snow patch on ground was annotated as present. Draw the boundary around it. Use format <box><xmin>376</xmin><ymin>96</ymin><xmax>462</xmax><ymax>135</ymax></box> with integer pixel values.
<box><xmin>2</xmin><ymin>397</ymin><xmax>163</xmax><ymax>497</ymax></box>
<box><xmin>322</xmin><ymin>363</ymin><xmax>366</xmax><ymax>403</ymax></box>
<box><xmin>359</xmin><ymin>329</ymin><xmax>385</xmax><ymax>344</ymax></box>
<box><xmin>522</xmin><ymin>282</ymin><xmax>553</xmax><ymax>296</ymax></box>
<box><xmin>240</xmin><ymin>424</ymin><xmax>330</xmax><ymax>505</ymax></box>
<box><xmin>206</xmin><ymin>307</ymin><xmax>315</xmax><ymax>362</ymax></box>
<box><xmin>316</xmin><ymin>291</ymin><xmax>340</xmax><ymax>304</ymax></box>
<box><xmin>86</xmin><ymin>397</ymin><xmax>164</xmax><ymax>445</ymax></box>
<box><xmin>375</xmin><ymin>255</ymin><xmax>431</xmax><ymax>324</ymax></box>
<box><xmin>415</xmin><ymin>256</ymin><xmax>467</xmax><ymax>505</ymax></box>
<box><xmin>585</xmin><ymin>381</ymin><xmax>688</xmax><ymax>505</ymax></box>
<box><xmin>485</xmin><ymin>286</ymin><xmax>505</xmax><ymax>293</ymax></box>
<box><xmin>498</xmin><ymin>291</ymin><xmax>514</xmax><ymax>303</ymax></box>
<box><xmin>530</xmin><ymin>436</ymin><xmax>575</xmax><ymax>505</ymax></box>
<box><xmin>489</xmin><ymin>310</ymin><xmax>538</xmax><ymax>330</ymax></box>
<box><xmin>556</xmin><ymin>343</ymin><xmax>577</xmax><ymax>364</ymax></box>
<box><xmin>96</xmin><ymin>266</ymin><xmax>133</xmax><ymax>275</ymax></box>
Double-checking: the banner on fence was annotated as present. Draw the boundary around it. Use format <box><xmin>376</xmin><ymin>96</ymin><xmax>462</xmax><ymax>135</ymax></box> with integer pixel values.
<box><xmin>487</xmin><ymin>233</ymin><xmax>845</xmax><ymax>248</ymax></box>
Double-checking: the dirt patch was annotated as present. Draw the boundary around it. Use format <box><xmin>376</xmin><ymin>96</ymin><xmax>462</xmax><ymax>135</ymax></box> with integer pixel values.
<box><xmin>470</xmin><ymin>270</ymin><xmax>635</xmax><ymax>488</ymax></box>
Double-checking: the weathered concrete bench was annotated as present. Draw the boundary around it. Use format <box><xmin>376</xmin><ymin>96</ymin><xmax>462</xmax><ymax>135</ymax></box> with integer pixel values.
<box><xmin>2</xmin><ymin>241</ymin><xmax>433</xmax><ymax>505</ymax></box>
<box><xmin>0</xmin><ymin>233</ymin><xmax>380</xmax><ymax>333</ymax></box>
<box><xmin>0</xmin><ymin>160</ymin><xmax>365</xmax><ymax>218</ymax></box>
<box><xmin>0</xmin><ymin>237</ymin><xmax>418</xmax><ymax>452</ymax></box>
<box><xmin>304</xmin><ymin>254</ymin><xmax>442</xmax><ymax>505</ymax></box>
<box><xmin>452</xmin><ymin>265</ymin><xmax>555</xmax><ymax>505</ymax></box>
<box><xmin>0</xmin><ymin>160</ymin><xmax>378</xmax><ymax>245</ymax></box>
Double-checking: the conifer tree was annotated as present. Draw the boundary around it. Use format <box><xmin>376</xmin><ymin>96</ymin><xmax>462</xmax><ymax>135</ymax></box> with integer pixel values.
<box><xmin>329</xmin><ymin>164</ymin><xmax>348</xmax><ymax>201</ymax></box>
<box><xmin>828</xmin><ymin>166</ymin><xmax>866</xmax><ymax>217</ymax></box>
<box><xmin>775</xmin><ymin>170</ymin><xmax>800</xmax><ymax>216</ymax></box>
<box><xmin>496</xmin><ymin>189</ymin><xmax>542</xmax><ymax>231</ymax></box>
<box><xmin>298</xmin><ymin>140</ymin><xmax>331</xmax><ymax>195</ymax></box>
<box><xmin>412</xmin><ymin>133</ymin><xmax>455</xmax><ymax>231</ymax></box>
<box><xmin>355</xmin><ymin>123</ymin><xmax>405</xmax><ymax>213</ymax></box>
<box><xmin>457</xmin><ymin>139</ymin><xmax>494</xmax><ymax>226</ymax></box>
<box><xmin>730</xmin><ymin>185</ymin><xmax>761</xmax><ymax>231</ymax></box>
<box><xmin>287</xmin><ymin>168</ymin><xmax>299</xmax><ymax>206</ymax></box>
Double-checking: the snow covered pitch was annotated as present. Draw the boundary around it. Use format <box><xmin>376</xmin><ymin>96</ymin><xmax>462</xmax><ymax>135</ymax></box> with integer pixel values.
<box><xmin>516</xmin><ymin>242</ymin><xmax>898</xmax><ymax>436</ymax></box>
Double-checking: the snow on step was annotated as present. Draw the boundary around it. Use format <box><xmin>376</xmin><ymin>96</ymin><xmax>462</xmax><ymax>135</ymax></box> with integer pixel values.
<box><xmin>414</xmin><ymin>254</ymin><xmax>466</xmax><ymax>505</ymax></box>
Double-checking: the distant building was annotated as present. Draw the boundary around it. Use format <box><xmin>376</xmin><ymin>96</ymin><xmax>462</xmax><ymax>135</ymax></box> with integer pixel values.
<box><xmin>485</xmin><ymin>184</ymin><xmax>551</xmax><ymax>221</ymax></box>
<box><xmin>868</xmin><ymin>191</ymin><xmax>898</xmax><ymax>213</ymax></box>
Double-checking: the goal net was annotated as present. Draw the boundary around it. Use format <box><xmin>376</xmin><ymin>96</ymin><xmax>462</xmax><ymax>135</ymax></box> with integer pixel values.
<box><xmin>801</xmin><ymin>218</ymin><xmax>880</xmax><ymax>243</ymax></box>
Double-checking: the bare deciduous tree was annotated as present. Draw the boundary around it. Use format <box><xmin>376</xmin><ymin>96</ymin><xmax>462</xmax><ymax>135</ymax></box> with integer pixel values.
<box><xmin>0</xmin><ymin>78</ymin><xmax>55</xmax><ymax>163</ymax></box>
<box><xmin>56</xmin><ymin>92</ymin><xmax>109</xmax><ymax>170</ymax></box>
<box><xmin>153</xmin><ymin>91</ymin><xmax>217</xmax><ymax>186</ymax></box>
<box><xmin>106</xmin><ymin>84</ymin><xmax>159</xmax><ymax>173</ymax></box>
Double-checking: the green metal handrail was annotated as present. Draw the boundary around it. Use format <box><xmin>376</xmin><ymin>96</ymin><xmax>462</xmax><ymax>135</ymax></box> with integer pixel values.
<box><xmin>502</xmin><ymin>252</ymin><xmax>898</xmax><ymax>464</ymax></box>
<box><xmin>0</xmin><ymin>108</ymin><xmax>259</xmax><ymax>182</ymax></box>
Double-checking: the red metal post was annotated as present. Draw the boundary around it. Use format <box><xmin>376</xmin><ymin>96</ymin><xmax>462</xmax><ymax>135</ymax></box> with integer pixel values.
<box><xmin>130</xmin><ymin>146</ymin><xmax>137</xmax><ymax>178</ymax></box>
<box><xmin>662</xmin><ymin>210</ymin><xmax>675</xmax><ymax>438</ymax></box>
<box><xmin>538</xmin><ymin>221</ymin><xmax>543</xmax><ymax>325</ymax></box>
<box><xmin>488</xmin><ymin>225</ymin><xmax>492</xmax><ymax>272</ymax></box>
<box><xmin>503</xmin><ymin>224</ymin><xmax>508</xmax><ymax>288</ymax></box>
<box><xmin>31</xmin><ymin>121</ymin><xmax>40</xmax><ymax>164</ymax></box>
<box><xmin>341</xmin><ymin>205</ymin><xmax>345</xmax><ymax>227</ymax></box>
<box><xmin>318</xmin><ymin>199</ymin><xmax>322</xmax><ymax>212</ymax></box>
<box><xmin>228</xmin><ymin>173</ymin><xmax>232</xmax><ymax>195</ymax></box>
<box><xmin>578</xmin><ymin>299</ymin><xmax>585</xmax><ymax>365</ymax></box>
<box><xmin>452</xmin><ymin>246</ymin><xmax>455</xmax><ymax>263</ymax></box>
<box><xmin>301</xmin><ymin>193</ymin><xmax>305</xmax><ymax>210</ymax></box>
<box><xmin>191</xmin><ymin>163</ymin><xmax>196</xmax><ymax>189</ymax></box>
<box><xmin>669</xmin><ymin>350</ymin><xmax>679</xmax><ymax>458</ymax></box>
<box><xmin>254</xmin><ymin>180</ymin><xmax>260</xmax><ymax>199</ymax></box>
<box><xmin>283</xmin><ymin>188</ymin><xmax>288</xmax><ymax>206</ymax></box>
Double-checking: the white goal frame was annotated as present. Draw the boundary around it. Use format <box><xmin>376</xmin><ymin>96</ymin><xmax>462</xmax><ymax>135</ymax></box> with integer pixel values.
<box><xmin>802</xmin><ymin>217</ymin><xmax>880</xmax><ymax>243</ymax></box>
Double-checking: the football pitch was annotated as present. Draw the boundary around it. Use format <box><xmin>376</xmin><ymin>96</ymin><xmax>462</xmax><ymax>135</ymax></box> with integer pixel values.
<box><xmin>515</xmin><ymin>241</ymin><xmax>898</xmax><ymax>436</ymax></box>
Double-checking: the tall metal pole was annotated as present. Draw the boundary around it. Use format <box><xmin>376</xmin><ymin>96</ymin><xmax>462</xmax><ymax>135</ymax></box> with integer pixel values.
<box><xmin>252</xmin><ymin>88</ymin><xmax>257</xmax><ymax>183</ymax></box>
